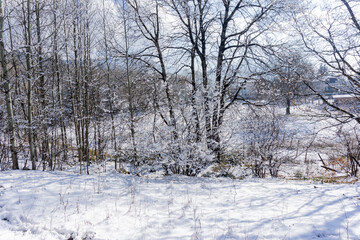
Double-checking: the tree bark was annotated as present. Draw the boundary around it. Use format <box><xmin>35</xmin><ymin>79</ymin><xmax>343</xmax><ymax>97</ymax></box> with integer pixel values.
<box><xmin>24</xmin><ymin>0</ymin><xmax>36</xmax><ymax>170</ymax></box>
<box><xmin>123</xmin><ymin>0</ymin><xmax>137</xmax><ymax>163</ymax></box>
<box><xmin>0</xmin><ymin>0</ymin><xmax>18</xmax><ymax>169</ymax></box>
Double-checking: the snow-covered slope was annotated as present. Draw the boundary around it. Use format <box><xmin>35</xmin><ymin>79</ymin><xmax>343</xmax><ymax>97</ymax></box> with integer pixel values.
<box><xmin>0</xmin><ymin>170</ymin><xmax>359</xmax><ymax>240</ymax></box>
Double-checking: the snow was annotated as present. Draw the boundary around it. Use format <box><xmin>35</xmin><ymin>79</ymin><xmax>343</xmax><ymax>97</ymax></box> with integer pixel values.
<box><xmin>0</xmin><ymin>170</ymin><xmax>359</xmax><ymax>240</ymax></box>
<box><xmin>332</xmin><ymin>95</ymin><xmax>356</xmax><ymax>99</ymax></box>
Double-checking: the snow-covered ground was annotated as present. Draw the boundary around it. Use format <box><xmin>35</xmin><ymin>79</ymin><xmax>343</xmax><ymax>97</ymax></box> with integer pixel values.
<box><xmin>1</xmin><ymin>170</ymin><xmax>359</xmax><ymax>240</ymax></box>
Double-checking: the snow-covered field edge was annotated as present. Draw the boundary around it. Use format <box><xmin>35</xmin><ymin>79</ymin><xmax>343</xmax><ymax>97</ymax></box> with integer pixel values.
<box><xmin>0</xmin><ymin>169</ymin><xmax>359</xmax><ymax>240</ymax></box>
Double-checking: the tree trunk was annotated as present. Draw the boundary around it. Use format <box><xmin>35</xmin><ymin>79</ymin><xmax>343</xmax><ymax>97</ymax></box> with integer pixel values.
<box><xmin>24</xmin><ymin>0</ymin><xmax>36</xmax><ymax>170</ymax></box>
<box><xmin>286</xmin><ymin>97</ymin><xmax>291</xmax><ymax>115</ymax></box>
<box><xmin>123</xmin><ymin>0</ymin><xmax>137</xmax><ymax>163</ymax></box>
<box><xmin>53</xmin><ymin>0</ymin><xmax>67</xmax><ymax>166</ymax></box>
<box><xmin>0</xmin><ymin>0</ymin><xmax>18</xmax><ymax>169</ymax></box>
<box><xmin>72</xmin><ymin>9</ymin><xmax>83</xmax><ymax>174</ymax></box>
<box><xmin>190</xmin><ymin>48</ymin><xmax>201</xmax><ymax>143</ymax></box>
<box><xmin>101</xmin><ymin>0</ymin><xmax>117</xmax><ymax>167</ymax></box>
<box><xmin>35</xmin><ymin>0</ymin><xmax>49</xmax><ymax>169</ymax></box>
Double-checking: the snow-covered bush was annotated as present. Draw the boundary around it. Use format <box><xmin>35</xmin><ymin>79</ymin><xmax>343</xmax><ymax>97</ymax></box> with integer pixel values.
<box><xmin>160</xmin><ymin>142</ymin><xmax>210</xmax><ymax>176</ymax></box>
<box><xmin>333</xmin><ymin>126</ymin><xmax>360</xmax><ymax>177</ymax></box>
<box><xmin>243</xmin><ymin>107</ymin><xmax>295</xmax><ymax>178</ymax></box>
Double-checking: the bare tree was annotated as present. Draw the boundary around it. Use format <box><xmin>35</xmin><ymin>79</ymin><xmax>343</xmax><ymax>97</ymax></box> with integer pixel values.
<box><xmin>100</xmin><ymin>0</ymin><xmax>118</xmax><ymax>169</ymax></box>
<box><xmin>167</xmin><ymin>0</ymin><xmax>282</xmax><ymax>161</ymax></box>
<box><xmin>0</xmin><ymin>0</ymin><xmax>18</xmax><ymax>169</ymax></box>
<box><xmin>127</xmin><ymin>0</ymin><xmax>178</xmax><ymax>142</ymax></box>
<box><xmin>296</xmin><ymin>0</ymin><xmax>360</xmax><ymax>124</ymax></box>
<box><xmin>266</xmin><ymin>50</ymin><xmax>314</xmax><ymax>115</ymax></box>
<box><xmin>243</xmin><ymin>107</ymin><xmax>298</xmax><ymax>178</ymax></box>
<box><xmin>293</xmin><ymin>0</ymin><xmax>360</xmax><ymax>176</ymax></box>
<box><xmin>23</xmin><ymin>0</ymin><xmax>36</xmax><ymax>170</ymax></box>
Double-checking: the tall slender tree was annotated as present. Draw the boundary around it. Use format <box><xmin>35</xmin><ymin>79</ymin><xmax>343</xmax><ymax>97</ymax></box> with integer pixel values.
<box><xmin>23</xmin><ymin>0</ymin><xmax>36</xmax><ymax>170</ymax></box>
<box><xmin>0</xmin><ymin>0</ymin><xmax>18</xmax><ymax>169</ymax></box>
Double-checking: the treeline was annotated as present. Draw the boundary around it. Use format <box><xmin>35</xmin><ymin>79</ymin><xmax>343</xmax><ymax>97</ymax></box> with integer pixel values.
<box><xmin>0</xmin><ymin>0</ymin><xmax>359</xmax><ymax>177</ymax></box>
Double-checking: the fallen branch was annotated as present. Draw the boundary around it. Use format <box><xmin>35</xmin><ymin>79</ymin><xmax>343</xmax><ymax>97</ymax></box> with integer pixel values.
<box><xmin>321</xmin><ymin>165</ymin><xmax>339</xmax><ymax>173</ymax></box>
<box><xmin>318</xmin><ymin>153</ymin><xmax>340</xmax><ymax>173</ymax></box>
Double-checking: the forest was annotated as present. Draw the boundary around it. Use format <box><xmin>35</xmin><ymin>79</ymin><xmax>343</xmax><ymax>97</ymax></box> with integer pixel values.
<box><xmin>0</xmin><ymin>0</ymin><xmax>359</xmax><ymax>178</ymax></box>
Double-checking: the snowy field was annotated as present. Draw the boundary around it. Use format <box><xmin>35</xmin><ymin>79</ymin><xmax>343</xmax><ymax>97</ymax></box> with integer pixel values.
<box><xmin>0</xmin><ymin>170</ymin><xmax>359</xmax><ymax>240</ymax></box>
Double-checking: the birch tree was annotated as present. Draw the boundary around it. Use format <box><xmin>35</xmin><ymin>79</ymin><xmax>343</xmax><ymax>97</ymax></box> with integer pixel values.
<box><xmin>0</xmin><ymin>0</ymin><xmax>18</xmax><ymax>169</ymax></box>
